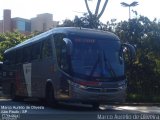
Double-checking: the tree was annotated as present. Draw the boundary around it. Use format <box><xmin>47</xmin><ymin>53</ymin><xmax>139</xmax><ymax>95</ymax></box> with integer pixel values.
<box><xmin>85</xmin><ymin>0</ymin><xmax>109</xmax><ymax>19</ymax></box>
<box><xmin>59</xmin><ymin>15</ymin><xmax>103</xmax><ymax>29</ymax></box>
<box><xmin>59</xmin><ymin>0</ymin><xmax>109</xmax><ymax>29</ymax></box>
<box><xmin>0</xmin><ymin>31</ymin><xmax>35</xmax><ymax>61</ymax></box>
<box><xmin>84</xmin><ymin>0</ymin><xmax>109</xmax><ymax>28</ymax></box>
<box><xmin>59</xmin><ymin>19</ymin><xmax>74</xmax><ymax>27</ymax></box>
<box><xmin>121</xmin><ymin>1</ymin><xmax>139</xmax><ymax>20</ymax></box>
<box><xmin>114</xmin><ymin>16</ymin><xmax>160</xmax><ymax>102</ymax></box>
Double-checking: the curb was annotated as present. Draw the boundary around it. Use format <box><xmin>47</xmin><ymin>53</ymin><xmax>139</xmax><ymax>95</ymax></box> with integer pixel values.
<box><xmin>104</xmin><ymin>103</ymin><xmax>160</xmax><ymax>106</ymax></box>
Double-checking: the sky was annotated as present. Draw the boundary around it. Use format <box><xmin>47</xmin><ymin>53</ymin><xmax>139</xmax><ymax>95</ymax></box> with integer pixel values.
<box><xmin>0</xmin><ymin>0</ymin><xmax>160</xmax><ymax>23</ymax></box>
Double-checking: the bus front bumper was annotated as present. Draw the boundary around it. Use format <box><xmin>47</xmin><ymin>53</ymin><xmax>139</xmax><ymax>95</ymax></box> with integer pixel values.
<box><xmin>70</xmin><ymin>84</ymin><xmax>126</xmax><ymax>103</ymax></box>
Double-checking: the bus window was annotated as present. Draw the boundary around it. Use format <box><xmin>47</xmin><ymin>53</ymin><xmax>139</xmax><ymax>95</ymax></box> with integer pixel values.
<box><xmin>0</xmin><ymin>62</ymin><xmax>2</xmax><ymax>70</ymax></box>
<box><xmin>31</xmin><ymin>42</ymin><xmax>41</xmax><ymax>60</ymax></box>
<box><xmin>5</xmin><ymin>51</ymin><xmax>16</xmax><ymax>65</ymax></box>
<box><xmin>4</xmin><ymin>53</ymin><xmax>10</xmax><ymax>65</ymax></box>
<box><xmin>0</xmin><ymin>62</ymin><xmax>2</xmax><ymax>81</ymax></box>
<box><xmin>54</xmin><ymin>34</ymin><xmax>69</xmax><ymax>73</ymax></box>
<box><xmin>23</xmin><ymin>46</ymin><xmax>31</xmax><ymax>63</ymax></box>
<box><xmin>42</xmin><ymin>39</ymin><xmax>53</xmax><ymax>58</ymax></box>
<box><xmin>16</xmin><ymin>49</ymin><xmax>23</xmax><ymax>64</ymax></box>
<box><xmin>11</xmin><ymin>52</ymin><xmax>16</xmax><ymax>64</ymax></box>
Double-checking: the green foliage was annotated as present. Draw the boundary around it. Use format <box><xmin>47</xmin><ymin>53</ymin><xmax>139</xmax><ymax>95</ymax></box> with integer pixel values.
<box><xmin>59</xmin><ymin>15</ymin><xmax>102</xmax><ymax>29</ymax></box>
<box><xmin>59</xmin><ymin>19</ymin><xmax>74</xmax><ymax>27</ymax></box>
<box><xmin>0</xmin><ymin>31</ymin><xmax>35</xmax><ymax>61</ymax></box>
<box><xmin>113</xmin><ymin>16</ymin><xmax>160</xmax><ymax>102</ymax></box>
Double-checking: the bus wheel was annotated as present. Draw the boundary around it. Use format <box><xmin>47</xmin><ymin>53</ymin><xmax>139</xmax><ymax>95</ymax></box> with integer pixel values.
<box><xmin>10</xmin><ymin>84</ymin><xmax>17</xmax><ymax>101</ymax></box>
<box><xmin>10</xmin><ymin>84</ymin><xmax>23</xmax><ymax>101</ymax></box>
<box><xmin>45</xmin><ymin>84</ymin><xmax>57</xmax><ymax>107</ymax></box>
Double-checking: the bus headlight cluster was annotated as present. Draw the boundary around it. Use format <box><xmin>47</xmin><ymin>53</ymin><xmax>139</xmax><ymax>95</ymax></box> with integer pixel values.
<box><xmin>118</xmin><ymin>81</ymin><xmax>126</xmax><ymax>90</ymax></box>
<box><xmin>118</xmin><ymin>81</ymin><xmax>126</xmax><ymax>86</ymax></box>
<box><xmin>118</xmin><ymin>84</ymin><xmax>126</xmax><ymax>90</ymax></box>
<box><xmin>68</xmin><ymin>80</ymin><xmax>87</xmax><ymax>89</ymax></box>
<box><xmin>79</xmin><ymin>85</ymin><xmax>87</xmax><ymax>89</ymax></box>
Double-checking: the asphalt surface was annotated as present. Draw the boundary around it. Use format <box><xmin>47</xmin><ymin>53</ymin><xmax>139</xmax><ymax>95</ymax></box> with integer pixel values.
<box><xmin>0</xmin><ymin>99</ymin><xmax>160</xmax><ymax>120</ymax></box>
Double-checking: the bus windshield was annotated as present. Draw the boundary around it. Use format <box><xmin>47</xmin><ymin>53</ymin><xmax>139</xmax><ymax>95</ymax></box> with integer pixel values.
<box><xmin>70</xmin><ymin>37</ymin><xmax>124</xmax><ymax>80</ymax></box>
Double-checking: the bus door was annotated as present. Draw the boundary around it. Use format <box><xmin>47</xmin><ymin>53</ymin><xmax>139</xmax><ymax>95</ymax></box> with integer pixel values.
<box><xmin>40</xmin><ymin>37</ymin><xmax>55</xmax><ymax>97</ymax></box>
<box><xmin>54</xmin><ymin>34</ymin><xmax>70</xmax><ymax>99</ymax></box>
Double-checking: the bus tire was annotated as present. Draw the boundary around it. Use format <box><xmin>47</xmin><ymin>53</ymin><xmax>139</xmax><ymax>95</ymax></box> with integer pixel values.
<box><xmin>10</xmin><ymin>84</ymin><xmax>23</xmax><ymax>101</ymax></box>
<box><xmin>10</xmin><ymin>84</ymin><xmax>17</xmax><ymax>101</ymax></box>
<box><xmin>45</xmin><ymin>84</ymin><xmax>57</xmax><ymax>107</ymax></box>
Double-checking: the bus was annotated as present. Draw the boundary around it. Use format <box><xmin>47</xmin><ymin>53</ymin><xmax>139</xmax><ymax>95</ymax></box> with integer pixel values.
<box><xmin>0</xmin><ymin>62</ymin><xmax>3</xmax><ymax>85</ymax></box>
<box><xmin>2</xmin><ymin>27</ymin><xmax>135</xmax><ymax>108</ymax></box>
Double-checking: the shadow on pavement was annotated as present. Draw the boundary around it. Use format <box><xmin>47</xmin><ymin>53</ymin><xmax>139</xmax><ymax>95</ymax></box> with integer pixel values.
<box><xmin>7</xmin><ymin>98</ymin><xmax>123</xmax><ymax>112</ymax></box>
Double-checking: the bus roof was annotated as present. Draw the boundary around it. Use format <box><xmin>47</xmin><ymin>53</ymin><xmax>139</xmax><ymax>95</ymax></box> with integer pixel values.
<box><xmin>4</xmin><ymin>27</ymin><xmax>120</xmax><ymax>53</ymax></box>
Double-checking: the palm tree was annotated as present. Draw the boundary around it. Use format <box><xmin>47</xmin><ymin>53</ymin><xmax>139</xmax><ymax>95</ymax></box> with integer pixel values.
<box><xmin>84</xmin><ymin>0</ymin><xmax>109</xmax><ymax>28</ymax></box>
<box><xmin>121</xmin><ymin>1</ymin><xmax>138</xmax><ymax>20</ymax></box>
<box><xmin>85</xmin><ymin>0</ymin><xmax>109</xmax><ymax>19</ymax></box>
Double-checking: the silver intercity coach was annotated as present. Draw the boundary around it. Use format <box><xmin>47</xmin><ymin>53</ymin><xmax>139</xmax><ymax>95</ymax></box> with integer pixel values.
<box><xmin>2</xmin><ymin>27</ymin><xmax>135</xmax><ymax>108</ymax></box>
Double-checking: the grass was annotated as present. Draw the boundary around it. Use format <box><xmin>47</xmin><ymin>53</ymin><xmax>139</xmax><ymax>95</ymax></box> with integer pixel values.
<box><xmin>127</xmin><ymin>93</ymin><xmax>160</xmax><ymax>103</ymax></box>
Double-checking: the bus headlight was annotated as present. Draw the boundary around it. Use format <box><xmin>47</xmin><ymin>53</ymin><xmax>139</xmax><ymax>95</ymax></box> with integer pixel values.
<box><xmin>68</xmin><ymin>80</ymin><xmax>86</xmax><ymax>89</ymax></box>
<box><xmin>118</xmin><ymin>81</ymin><xmax>126</xmax><ymax>86</ymax></box>
<box><xmin>79</xmin><ymin>85</ymin><xmax>87</xmax><ymax>89</ymax></box>
<box><xmin>118</xmin><ymin>81</ymin><xmax>126</xmax><ymax>90</ymax></box>
<box><xmin>118</xmin><ymin>85</ymin><xmax>126</xmax><ymax>90</ymax></box>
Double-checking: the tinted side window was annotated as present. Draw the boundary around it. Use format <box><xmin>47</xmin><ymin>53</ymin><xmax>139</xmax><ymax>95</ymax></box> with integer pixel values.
<box><xmin>16</xmin><ymin>49</ymin><xmax>23</xmax><ymax>64</ymax></box>
<box><xmin>0</xmin><ymin>63</ymin><xmax>3</xmax><ymax>70</ymax></box>
<box><xmin>54</xmin><ymin>34</ymin><xmax>70</xmax><ymax>73</ymax></box>
<box><xmin>11</xmin><ymin>52</ymin><xmax>16</xmax><ymax>64</ymax></box>
<box><xmin>31</xmin><ymin>42</ymin><xmax>41</xmax><ymax>60</ymax></box>
<box><xmin>42</xmin><ymin>39</ymin><xmax>53</xmax><ymax>58</ymax></box>
<box><xmin>4</xmin><ymin>51</ymin><xmax>16</xmax><ymax>65</ymax></box>
<box><xmin>0</xmin><ymin>63</ymin><xmax>2</xmax><ymax>78</ymax></box>
<box><xmin>4</xmin><ymin>53</ymin><xmax>10</xmax><ymax>65</ymax></box>
<box><xmin>23</xmin><ymin>46</ymin><xmax>31</xmax><ymax>63</ymax></box>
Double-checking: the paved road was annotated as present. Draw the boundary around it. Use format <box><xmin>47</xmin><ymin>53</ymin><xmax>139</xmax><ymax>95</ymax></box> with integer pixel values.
<box><xmin>0</xmin><ymin>99</ymin><xmax>160</xmax><ymax>120</ymax></box>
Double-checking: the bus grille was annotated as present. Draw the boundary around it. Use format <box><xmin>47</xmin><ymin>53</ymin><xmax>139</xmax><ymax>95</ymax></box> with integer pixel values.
<box><xmin>86</xmin><ymin>87</ymin><xmax>119</xmax><ymax>93</ymax></box>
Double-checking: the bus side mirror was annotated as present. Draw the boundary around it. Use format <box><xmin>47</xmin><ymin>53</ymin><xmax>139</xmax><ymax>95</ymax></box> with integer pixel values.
<box><xmin>122</xmin><ymin>43</ymin><xmax>136</xmax><ymax>62</ymax></box>
<box><xmin>63</xmin><ymin>38</ymin><xmax>73</xmax><ymax>55</ymax></box>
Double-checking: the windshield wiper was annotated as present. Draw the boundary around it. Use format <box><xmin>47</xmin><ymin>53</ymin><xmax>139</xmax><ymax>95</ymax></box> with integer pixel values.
<box><xmin>89</xmin><ymin>52</ymin><xmax>101</xmax><ymax>78</ymax></box>
<box><xmin>89</xmin><ymin>51</ymin><xmax>117</xmax><ymax>80</ymax></box>
<box><xmin>103</xmin><ymin>51</ymin><xmax>117</xmax><ymax>79</ymax></box>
